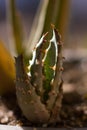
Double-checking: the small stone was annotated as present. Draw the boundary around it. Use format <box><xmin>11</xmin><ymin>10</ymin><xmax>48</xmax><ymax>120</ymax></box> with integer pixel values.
<box><xmin>1</xmin><ymin>116</ymin><xmax>8</xmax><ymax>123</ymax></box>
<box><xmin>7</xmin><ymin>111</ymin><xmax>14</xmax><ymax>118</ymax></box>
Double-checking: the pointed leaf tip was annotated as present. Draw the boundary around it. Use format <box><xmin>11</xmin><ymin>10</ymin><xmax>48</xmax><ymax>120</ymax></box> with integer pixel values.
<box><xmin>51</xmin><ymin>24</ymin><xmax>55</xmax><ymax>29</ymax></box>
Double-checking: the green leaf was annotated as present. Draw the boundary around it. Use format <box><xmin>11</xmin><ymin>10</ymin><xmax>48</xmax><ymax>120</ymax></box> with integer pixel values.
<box><xmin>7</xmin><ymin>0</ymin><xmax>24</xmax><ymax>55</ymax></box>
<box><xmin>28</xmin><ymin>33</ymin><xmax>48</xmax><ymax>96</ymax></box>
<box><xmin>43</xmin><ymin>28</ymin><xmax>58</xmax><ymax>99</ymax></box>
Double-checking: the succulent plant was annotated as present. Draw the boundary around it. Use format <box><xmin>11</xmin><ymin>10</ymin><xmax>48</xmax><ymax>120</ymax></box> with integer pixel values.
<box><xmin>0</xmin><ymin>0</ymin><xmax>69</xmax><ymax>96</ymax></box>
<box><xmin>15</xmin><ymin>26</ymin><xmax>63</xmax><ymax>124</ymax></box>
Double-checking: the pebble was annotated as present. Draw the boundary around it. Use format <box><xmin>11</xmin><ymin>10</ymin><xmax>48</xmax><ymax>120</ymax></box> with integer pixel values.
<box><xmin>1</xmin><ymin>116</ymin><xmax>8</xmax><ymax>123</ymax></box>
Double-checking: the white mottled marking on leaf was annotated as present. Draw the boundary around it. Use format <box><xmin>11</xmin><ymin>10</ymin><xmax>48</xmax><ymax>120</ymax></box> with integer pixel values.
<box><xmin>36</xmin><ymin>35</ymin><xmax>45</xmax><ymax>48</ymax></box>
<box><xmin>50</xmin><ymin>29</ymin><xmax>58</xmax><ymax>63</ymax></box>
<box><xmin>49</xmin><ymin>29</ymin><xmax>58</xmax><ymax>83</ymax></box>
<box><xmin>50</xmin><ymin>78</ymin><xmax>54</xmax><ymax>85</ymax></box>
<box><xmin>27</xmin><ymin>35</ymin><xmax>45</xmax><ymax>76</ymax></box>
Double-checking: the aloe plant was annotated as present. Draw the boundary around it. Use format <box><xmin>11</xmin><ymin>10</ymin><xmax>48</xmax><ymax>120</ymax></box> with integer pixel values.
<box><xmin>1</xmin><ymin>0</ymin><xmax>64</xmax><ymax>124</ymax></box>
<box><xmin>15</xmin><ymin>26</ymin><xmax>63</xmax><ymax>124</ymax></box>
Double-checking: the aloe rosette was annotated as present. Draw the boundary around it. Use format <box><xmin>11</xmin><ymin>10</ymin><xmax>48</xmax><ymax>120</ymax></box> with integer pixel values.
<box><xmin>15</xmin><ymin>26</ymin><xmax>63</xmax><ymax>124</ymax></box>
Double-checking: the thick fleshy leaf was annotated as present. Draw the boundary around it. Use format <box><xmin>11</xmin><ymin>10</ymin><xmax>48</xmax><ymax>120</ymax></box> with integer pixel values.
<box><xmin>42</xmin><ymin>28</ymin><xmax>58</xmax><ymax>98</ymax></box>
<box><xmin>46</xmin><ymin>27</ymin><xmax>63</xmax><ymax>114</ymax></box>
<box><xmin>28</xmin><ymin>33</ymin><xmax>48</xmax><ymax>96</ymax></box>
<box><xmin>15</xmin><ymin>27</ymin><xmax>63</xmax><ymax>124</ymax></box>
<box><xmin>7</xmin><ymin>0</ymin><xmax>24</xmax><ymax>55</ymax></box>
<box><xmin>15</xmin><ymin>55</ymin><xmax>50</xmax><ymax>123</ymax></box>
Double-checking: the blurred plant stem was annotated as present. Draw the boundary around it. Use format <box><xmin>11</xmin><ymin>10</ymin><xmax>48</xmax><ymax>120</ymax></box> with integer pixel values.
<box><xmin>0</xmin><ymin>0</ymin><xmax>24</xmax><ymax>95</ymax></box>
<box><xmin>0</xmin><ymin>41</ymin><xmax>15</xmax><ymax>95</ymax></box>
<box><xmin>6</xmin><ymin>0</ymin><xmax>24</xmax><ymax>55</ymax></box>
<box><xmin>27</xmin><ymin>0</ymin><xmax>70</xmax><ymax>55</ymax></box>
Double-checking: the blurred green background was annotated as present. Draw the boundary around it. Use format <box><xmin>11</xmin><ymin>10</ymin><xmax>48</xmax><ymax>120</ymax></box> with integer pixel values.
<box><xmin>0</xmin><ymin>0</ymin><xmax>87</xmax><ymax>49</ymax></box>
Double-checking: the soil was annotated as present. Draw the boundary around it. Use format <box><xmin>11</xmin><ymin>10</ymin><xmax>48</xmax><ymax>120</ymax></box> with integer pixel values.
<box><xmin>0</xmin><ymin>50</ymin><xmax>87</xmax><ymax>128</ymax></box>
